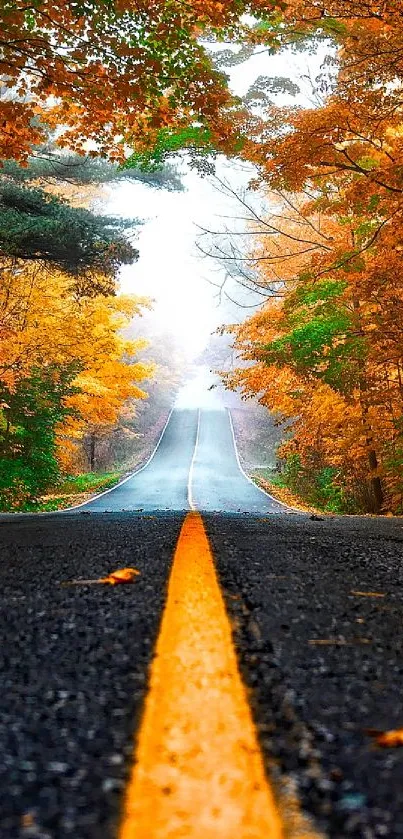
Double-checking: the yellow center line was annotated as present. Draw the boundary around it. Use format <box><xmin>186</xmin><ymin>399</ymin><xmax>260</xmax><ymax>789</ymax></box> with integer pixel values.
<box><xmin>118</xmin><ymin>513</ymin><xmax>319</xmax><ymax>839</ymax></box>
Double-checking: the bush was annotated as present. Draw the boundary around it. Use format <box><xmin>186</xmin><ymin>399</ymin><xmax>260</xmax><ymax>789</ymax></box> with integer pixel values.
<box><xmin>0</xmin><ymin>367</ymin><xmax>76</xmax><ymax>509</ymax></box>
<box><xmin>281</xmin><ymin>453</ymin><xmax>358</xmax><ymax>513</ymax></box>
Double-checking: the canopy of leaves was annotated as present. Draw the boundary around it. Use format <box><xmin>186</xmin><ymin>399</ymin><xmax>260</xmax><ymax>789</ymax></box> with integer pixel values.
<box><xmin>0</xmin><ymin>0</ymin><xmax>281</xmax><ymax>163</ymax></box>
<box><xmin>218</xmin><ymin>0</ymin><xmax>403</xmax><ymax>515</ymax></box>
<box><xmin>124</xmin><ymin>125</ymin><xmax>221</xmax><ymax>173</ymax></box>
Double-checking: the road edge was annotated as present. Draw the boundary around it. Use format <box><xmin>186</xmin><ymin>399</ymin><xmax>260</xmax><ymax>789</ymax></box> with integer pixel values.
<box><xmin>227</xmin><ymin>409</ymin><xmax>302</xmax><ymax>514</ymax></box>
<box><xmin>64</xmin><ymin>409</ymin><xmax>175</xmax><ymax>512</ymax></box>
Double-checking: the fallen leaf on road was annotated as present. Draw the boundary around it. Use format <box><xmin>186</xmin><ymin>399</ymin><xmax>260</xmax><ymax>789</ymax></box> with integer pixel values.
<box><xmin>365</xmin><ymin>728</ymin><xmax>403</xmax><ymax>747</ymax></box>
<box><xmin>62</xmin><ymin>567</ymin><xmax>140</xmax><ymax>586</ymax></box>
<box><xmin>21</xmin><ymin>813</ymin><xmax>35</xmax><ymax>829</ymax></box>
<box><xmin>100</xmin><ymin>567</ymin><xmax>140</xmax><ymax>585</ymax></box>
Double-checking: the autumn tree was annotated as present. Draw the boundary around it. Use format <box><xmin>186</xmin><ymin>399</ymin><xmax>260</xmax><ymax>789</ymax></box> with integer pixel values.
<box><xmin>0</xmin><ymin>0</ymin><xmax>284</xmax><ymax>165</ymax></box>
<box><xmin>0</xmin><ymin>258</ymin><xmax>151</xmax><ymax>508</ymax></box>
<box><xmin>218</xmin><ymin>170</ymin><xmax>403</xmax><ymax>512</ymax></box>
<box><xmin>93</xmin><ymin>318</ymin><xmax>188</xmax><ymax>473</ymax></box>
<box><xmin>0</xmin><ymin>365</ymin><xmax>79</xmax><ymax>508</ymax></box>
<box><xmin>197</xmin><ymin>0</ymin><xmax>403</xmax><ymax>514</ymax></box>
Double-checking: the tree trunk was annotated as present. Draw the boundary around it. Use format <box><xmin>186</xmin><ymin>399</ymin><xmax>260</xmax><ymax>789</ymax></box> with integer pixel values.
<box><xmin>359</xmin><ymin>397</ymin><xmax>383</xmax><ymax>512</ymax></box>
<box><xmin>351</xmin><ymin>286</ymin><xmax>384</xmax><ymax>513</ymax></box>
<box><xmin>89</xmin><ymin>432</ymin><xmax>96</xmax><ymax>472</ymax></box>
<box><xmin>367</xmin><ymin>446</ymin><xmax>383</xmax><ymax>514</ymax></box>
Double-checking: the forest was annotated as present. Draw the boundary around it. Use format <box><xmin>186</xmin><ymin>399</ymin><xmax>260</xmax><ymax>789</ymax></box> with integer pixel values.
<box><xmin>219</xmin><ymin>0</ymin><xmax>403</xmax><ymax>514</ymax></box>
<box><xmin>1</xmin><ymin>1</ymin><xmax>402</xmax><ymax>513</ymax></box>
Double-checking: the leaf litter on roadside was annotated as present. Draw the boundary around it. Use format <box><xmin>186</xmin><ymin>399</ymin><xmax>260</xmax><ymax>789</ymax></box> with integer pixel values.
<box><xmin>61</xmin><ymin>567</ymin><xmax>140</xmax><ymax>586</ymax></box>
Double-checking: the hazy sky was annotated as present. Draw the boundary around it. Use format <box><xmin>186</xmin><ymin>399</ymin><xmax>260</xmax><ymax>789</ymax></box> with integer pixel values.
<box><xmin>106</xmin><ymin>45</ymin><xmax>327</xmax><ymax>358</ymax></box>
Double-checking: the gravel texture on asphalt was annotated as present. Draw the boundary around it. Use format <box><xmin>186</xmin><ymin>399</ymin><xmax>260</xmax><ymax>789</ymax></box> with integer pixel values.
<box><xmin>3</xmin><ymin>509</ymin><xmax>403</xmax><ymax>839</ymax></box>
<box><xmin>0</xmin><ymin>512</ymin><xmax>184</xmax><ymax>839</ymax></box>
<box><xmin>204</xmin><ymin>513</ymin><xmax>403</xmax><ymax>839</ymax></box>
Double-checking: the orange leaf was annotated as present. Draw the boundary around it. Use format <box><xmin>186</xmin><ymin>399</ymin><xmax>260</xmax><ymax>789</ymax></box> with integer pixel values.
<box><xmin>366</xmin><ymin>728</ymin><xmax>403</xmax><ymax>748</ymax></box>
<box><xmin>99</xmin><ymin>567</ymin><xmax>140</xmax><ymax>585</ymax></box>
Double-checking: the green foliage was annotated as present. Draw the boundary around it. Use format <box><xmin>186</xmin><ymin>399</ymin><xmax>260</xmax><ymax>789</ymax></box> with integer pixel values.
<box><xmin>356</xmin><ymin>156</ymin><xmax>378</xmax><ymax>172</ymax></box>
<box><xmin>0</xmin><ymin>366</ymin><xmax>78</xmax><ymax>510</ymax></box>
<box><xmin>264</xmin><ymin>279</ymin><xmax>366</xmax><ymax>392</ymax></box>
<box><xmin>0</xmin><ymin>182</ymin><xmax>139</xmax><ymax>289</ymax></box>
<box><xmin>290</xmin><ymin>279</ymin><xmax>347</xmax><ymax>307</ymax></box>
<box><xmin>2</xmin><ymin>153</ymin><xmax>185</xmax><ymax>191</ymax></box>
<box><xmin>280</xmin><ymin>311</ymin><xmax>349</xmax><ymax>359</ymax></box>
<box><xmin>265</xmin><ymin>311</ymin><xmax>352</xmax><ymax>370</ymax></box>
<box><xmin>124</xmin><ymin>126</ymin><xmax>217</xmax><ymax>172</ymax></box>
<box><xmin>368</xmin><ymin>194</ymin><xmax>381</xmax><ymax>213</ymax></box>
<box><xmin>315</xmin><ymin>466</ymin><xmax>346</xmax><ymax>512</ymax></box>
<box><xmin>319</xmin><ymin>17</ymin><xmax>349</xmax><ymax>38</ymax></box>
<box><xmin>280</xmin><ymin>453</ymin><xmax>356</xmax><ymax>513</ymax></box>
<box><xmin>58</xmin><ymin>471</ymin><xmax>122</xmax><ymax>494</ymax></box>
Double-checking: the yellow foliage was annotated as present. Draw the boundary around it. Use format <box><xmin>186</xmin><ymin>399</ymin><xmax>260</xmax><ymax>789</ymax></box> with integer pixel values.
<box><xmin>0</xmin><ymin>257</ymin><xmax>153</xmax><ymax>471</ymax></box>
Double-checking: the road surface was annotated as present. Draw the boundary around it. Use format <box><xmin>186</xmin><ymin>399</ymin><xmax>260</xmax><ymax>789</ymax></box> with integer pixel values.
<box><xmin>77</xmin><ymin>406</ymin><xmax>287</xmax><ymax>514</ymax></box>
<box><xmin>1</xmin><ymin>376</ymin><xmax>403</xmax><ymax>838</ymax></box>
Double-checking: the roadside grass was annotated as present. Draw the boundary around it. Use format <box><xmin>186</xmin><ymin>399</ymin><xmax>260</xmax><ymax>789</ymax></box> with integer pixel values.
<box><xmin>21</xmin><ymin>470</ymin><xmax>123</xmax><ymax>512</ymax></box>
<box><xmin>251</xmin><ymin>468</ymin><xmax>321</xmax><ymax>514</ymax></box>
<box><xmin>0</xmin><ymin>410</ymin><xmax>173</xmax><ymax>513</ymax></box>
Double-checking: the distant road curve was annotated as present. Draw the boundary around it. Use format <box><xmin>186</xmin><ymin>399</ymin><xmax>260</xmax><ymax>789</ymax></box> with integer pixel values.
<box><xmin>72</xmin><ymin>407</ymin><xmax>292</xmax><ymax>515</ymax></box>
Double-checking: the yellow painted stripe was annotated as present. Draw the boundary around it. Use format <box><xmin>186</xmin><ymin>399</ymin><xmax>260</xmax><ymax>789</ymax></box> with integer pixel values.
<box><xmin>118</xmin><ymin>512</ymin><xmax>284</xmax><ymax>839</ymax></box>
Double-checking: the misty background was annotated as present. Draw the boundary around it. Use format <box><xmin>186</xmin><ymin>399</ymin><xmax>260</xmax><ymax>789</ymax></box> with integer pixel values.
<box><xmin>102</xmin><ymin>43</ymin><xmax>327</xmax><ymax>471</ymax></box>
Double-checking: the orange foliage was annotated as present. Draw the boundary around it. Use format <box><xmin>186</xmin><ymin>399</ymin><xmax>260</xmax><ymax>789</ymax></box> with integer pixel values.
<box><xmin>0</xmin><ymin>0</ymin><xmax>278</xmax><ymax>162</ymax></box>
<box><xmin>224</xmin><ymin>188</ymin><xmax>403</xmax><ymax>511</ymax></box>
<box><xmin>222</xmin><ymin>0</ymin><xmax>403</xmax><ymax>513</ymax></box>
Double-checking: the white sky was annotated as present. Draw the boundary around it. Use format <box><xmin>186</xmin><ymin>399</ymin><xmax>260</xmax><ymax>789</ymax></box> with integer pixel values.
<box><xmin>105</xmin><ymin>45</ymin><xmax>328</xmax><ymax>359</ymax></box>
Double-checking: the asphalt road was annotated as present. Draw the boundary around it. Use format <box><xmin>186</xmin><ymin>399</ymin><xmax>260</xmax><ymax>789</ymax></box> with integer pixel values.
<box><xmin>0</xmin><ymin>513</ymin><xmax>183</xmax><ymax>839</ymax></box>
<box><xmin>1</xmin><ymin>388</ymin><xmax>403</xmax><ymax>837</ymax></box>
<box><xmin>207</xmin><ymin>513</ymin><xmax>403</xmax><ymax>838</ymax></box>
<box><xmin>77</xmin><ymin>407</ymin><xmax>287</xmax><ymax>515</ymax></box>
<box><xmin>191</xmin><ymin>409</ymin><xmax>286</xmax><ymax>514</ymax></box>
